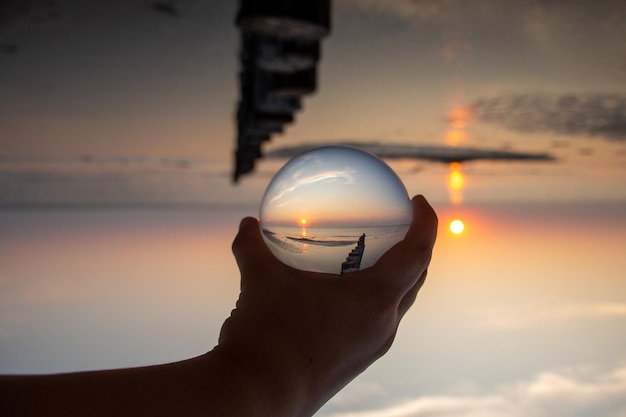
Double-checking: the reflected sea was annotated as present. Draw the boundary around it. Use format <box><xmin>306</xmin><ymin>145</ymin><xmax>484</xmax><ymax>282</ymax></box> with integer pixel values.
<box><xmin>261</xmin><ymin>224</ymin><xmax>410</xmax><ymax>274</ymax></box>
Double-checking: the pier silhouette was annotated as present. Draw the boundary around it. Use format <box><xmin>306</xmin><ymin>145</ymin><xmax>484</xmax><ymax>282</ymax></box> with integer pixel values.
<box><xmin>341</xmin><ymin>233</ymin><xmax>366</xmax><ymax>274</ymax></box>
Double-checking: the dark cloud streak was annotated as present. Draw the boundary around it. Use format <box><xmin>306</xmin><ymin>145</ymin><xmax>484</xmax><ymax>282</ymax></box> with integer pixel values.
<box><xmin>266</xmin><ymin>142</ymin><xmax>555</xmax><ymax>164</ymax></box>
<box><xmin>471</xmin><ymin>93</ymin><xmax>626</xmax><ymax>141</ymax></box>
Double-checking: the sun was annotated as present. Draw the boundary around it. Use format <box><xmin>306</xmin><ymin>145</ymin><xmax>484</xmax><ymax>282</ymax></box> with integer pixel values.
<box><xmin>450</xmin><ymin>219</ymin><xmax>465</xmax><ymax>235</ymax></box>
<box><xmin>300</xmin><ymin>218</ymin><xmax>307</xmax><ymax>226</ymax></box>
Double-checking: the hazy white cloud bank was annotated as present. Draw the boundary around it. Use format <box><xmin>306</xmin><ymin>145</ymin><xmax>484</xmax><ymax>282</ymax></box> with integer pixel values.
<box><xmin>473</xmin><ymin>302</ymin><xmax>626</xmax><ymax>330</ymax></box>
<box><xmin>325</xmin><ymin>364</ymin><xmax>626</xmax><ymax>417</ymax></box>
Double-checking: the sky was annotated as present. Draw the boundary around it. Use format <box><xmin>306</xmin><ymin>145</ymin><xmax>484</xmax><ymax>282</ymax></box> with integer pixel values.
<box><xmin>1</xmin><ymin>1</ymin><xmax>625</xmax><ymax>416</ymax></box>
<box><xmin>1</xmin><ymin>1</ymin><xmax>624</xmax><ymax>160</ymax></box>
<box><xmin>0</xmin><ymin>1</ymin><xmax>236</xmax><ymax>157</ymax></box>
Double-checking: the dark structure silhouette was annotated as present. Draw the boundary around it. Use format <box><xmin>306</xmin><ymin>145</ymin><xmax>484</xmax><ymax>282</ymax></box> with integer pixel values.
<box><xmin>151</xmin><ymin>2</ymin><xmax>180</xmax><ymax>17</ymax></box>
<box><xmin>233</xmin><ymin>0</ymin><xmax>331</xmax><ymax>182</ymax></box>
<box><xmin>341</xmin><ymin>234</ymin><xmax>365</xmax><ymax>274</ymax></box>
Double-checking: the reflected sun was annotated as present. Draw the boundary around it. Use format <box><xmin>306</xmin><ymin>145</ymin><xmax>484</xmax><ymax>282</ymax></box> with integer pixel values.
<box><xmin>449</xmin><ymin>171</ymin><xmax>465</xmax><ymax>190</ymax></box>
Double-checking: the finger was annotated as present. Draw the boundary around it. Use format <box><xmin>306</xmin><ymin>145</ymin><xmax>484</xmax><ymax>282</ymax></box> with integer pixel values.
<box><xmin>397</xmin><ymin>269</ymin><xmax>428</xmax><ymax>319</ymax></box>
<box><xmin>371</xmin><ymin>195</ymin><xmax>438</xmax><ymax>294</ymax></box>
<box><xmin>402</xmin><ymin>195</ymin><xmax>438</xmax><ymax>255</ymax></box>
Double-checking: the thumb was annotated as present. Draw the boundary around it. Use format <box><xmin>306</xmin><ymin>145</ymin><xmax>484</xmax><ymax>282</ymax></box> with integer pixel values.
<box><xmin>231</xmin><ymin>217</ymin><xmax>281</xmax><ymax>279</ymax></box>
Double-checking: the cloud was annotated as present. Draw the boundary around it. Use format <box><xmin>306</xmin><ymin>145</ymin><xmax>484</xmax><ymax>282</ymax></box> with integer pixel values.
<box><xmin>336</xmin><ymin>0</ymin><xmax>501</xmax><ymax>22</ymax></box>
<box><xmin>325</xmin><ymin>364</ymin><xmax>626</xmax><ymax>417</ymax></box>
<box><xmin>266</xmin><ymin>142</ymin><xmax>554</xmax><ymax>164</ymax></box>
<box><xmin>336</xmin><ymin>0</ymin><xmax>626</xmax><ymax>39</ymax></box>
<box><xmin>470</xmin><ymin>93</ymin><xmax>626</xmax><ymax>141</ymax></box>
<box><xmin>518</xmin><ymin>1</ymin><xmax>626</xmax><ymax>59</ymax></box>
<box><xmin>473</xmin><ymin>302</ymin><xmax>626</xmax><ymax>330</ymax></box>
<box><xmin>336</xmin><ymin>0</ymin><xmax>626</xmax><ymax>79</ymax></box>
<box><xmin>0</xmin><ymin>155</ymin><xmax>251</xmax><ymax>208</ymax></box>
<box><xmin>266</xmin><ymin>167</ymin><xmax>357</xmax><ymax>206</ymax></box>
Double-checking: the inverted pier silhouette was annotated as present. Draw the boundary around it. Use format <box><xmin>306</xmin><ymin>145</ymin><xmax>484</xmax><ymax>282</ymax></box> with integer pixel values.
<box><xmin>341</xmin><ymin>233</ymin><xmax>365</xmax><ymax>274</ymax></box>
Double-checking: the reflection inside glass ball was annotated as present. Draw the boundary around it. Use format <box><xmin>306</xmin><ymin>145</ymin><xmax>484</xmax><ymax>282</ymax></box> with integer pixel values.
<box><xmin>259</xmin><ymin>146</ymin><xmax>412</xmax><ymax>274</ymax></box>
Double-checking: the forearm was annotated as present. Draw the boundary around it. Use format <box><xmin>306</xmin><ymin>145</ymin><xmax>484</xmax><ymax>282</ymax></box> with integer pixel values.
<box><xmin>1</xmin><ymin>356</ymin><xmax>203</xmax><ymax>416</ymax></box>
<box><xmin>0</xmin><ymin>347</ymin><xmax>299</xmax><ymax>417</ymax></box>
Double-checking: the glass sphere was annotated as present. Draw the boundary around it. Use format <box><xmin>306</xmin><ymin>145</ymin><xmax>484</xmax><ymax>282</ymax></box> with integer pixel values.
<box><xmin>259</xmin><ymin>146</ymin><xmax>412</xmax><ymax>274</ymax></box>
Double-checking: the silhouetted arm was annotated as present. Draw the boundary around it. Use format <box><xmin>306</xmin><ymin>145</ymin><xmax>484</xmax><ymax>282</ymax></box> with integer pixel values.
<box><xmin>1</xmin><ymin>195</ymin><xmax>438</xmax><ymax>417</ymax></box>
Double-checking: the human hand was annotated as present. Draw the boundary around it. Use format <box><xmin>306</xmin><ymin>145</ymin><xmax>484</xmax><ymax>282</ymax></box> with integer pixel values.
<box><xmin>217</xmin><ymin>195</ymin><xmax>437</xmax><ymax>416</ymax></box>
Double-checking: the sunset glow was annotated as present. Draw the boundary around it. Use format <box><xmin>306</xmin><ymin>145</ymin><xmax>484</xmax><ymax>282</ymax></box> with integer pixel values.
<box><xmin>447</xmin><ymin>107</ymin><xmax>473</xmax><ymax>129</ymax></box>
<box><xmin>445</xmin><ymin>129</ymin><xmax>467</xmax><ymax>146</ymax></box>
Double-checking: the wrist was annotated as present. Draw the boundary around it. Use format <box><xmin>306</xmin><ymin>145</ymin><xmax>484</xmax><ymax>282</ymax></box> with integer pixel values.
<box><xmin>205</xmin><ymin>343</ymin><xmax>311</xmax><ymax>417</ymax></box>
<box><xmin>214</xmin><ymin>304</ymin><xmax>372</xmax><ymax>416</ymax></box>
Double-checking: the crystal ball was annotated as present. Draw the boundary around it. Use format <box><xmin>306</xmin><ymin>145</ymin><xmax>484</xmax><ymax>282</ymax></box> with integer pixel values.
<box><xmin>259</xmin><ymin>146</ymin><xmax>412</xmax><ymax>274</ymax></box>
